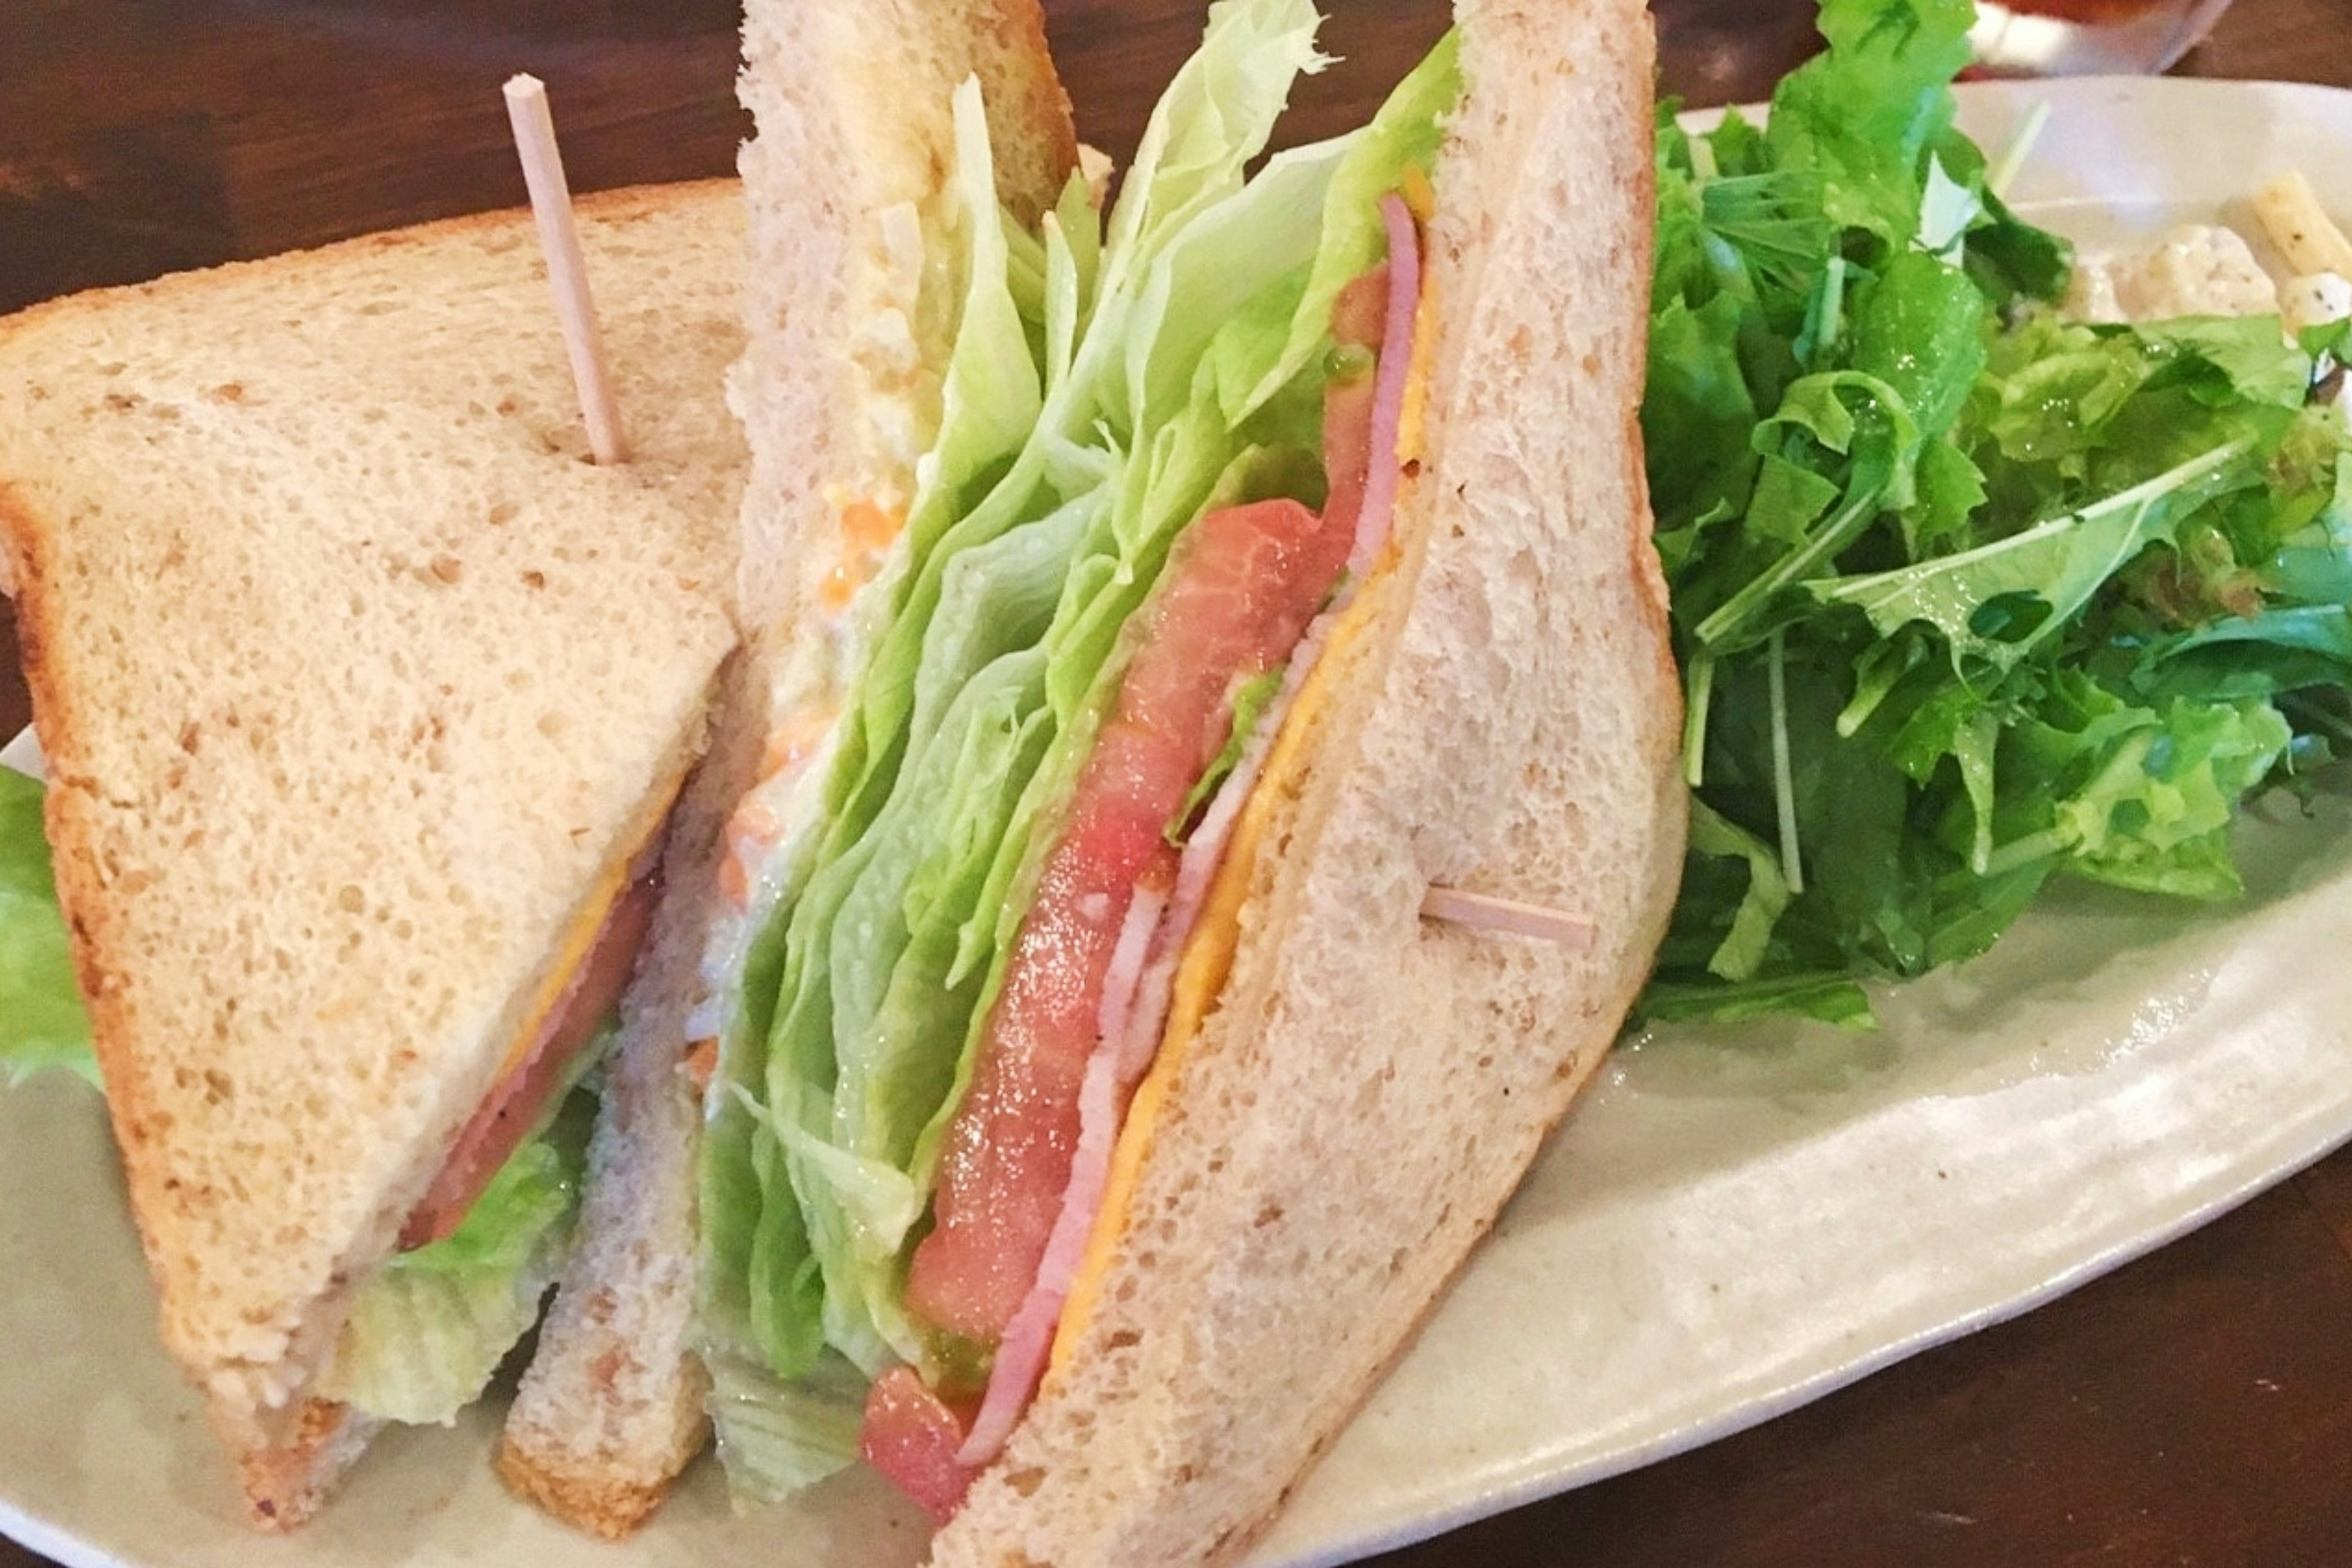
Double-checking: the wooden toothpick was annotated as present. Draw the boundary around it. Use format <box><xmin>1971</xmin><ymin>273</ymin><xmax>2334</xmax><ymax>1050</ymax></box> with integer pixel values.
<box><xmin>1420</xmin><ymin>886</ymin><xmax>1596</xmax><ymax>950</ymax></box>
<box><xmin>503</xmin><ymin>74</ymin><xmax>628</xmax><ymax>465</ymax></box>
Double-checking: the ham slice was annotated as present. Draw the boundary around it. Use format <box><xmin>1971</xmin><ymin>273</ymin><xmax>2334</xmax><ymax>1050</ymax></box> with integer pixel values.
<box><xmin>1352</xmin><ymin>194</ymin><xmax>1422</xmax><ymax>573</ymax></box>
<box><xmin>398</xmin><ymin>865</ymin><xmax>659</xmax><ymax>1249</ymax></box>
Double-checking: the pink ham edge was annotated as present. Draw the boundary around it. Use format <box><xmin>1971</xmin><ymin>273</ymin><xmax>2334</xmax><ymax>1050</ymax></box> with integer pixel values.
<box><xmin>946</xmin><ymin>195</ymin><xmax>1427</xmax><ymax>1474</ymax></box>
<box><xmin>1349</xmin><ymin>192</ymin><xmax>1422</xmax><ymax>576</ymax></box>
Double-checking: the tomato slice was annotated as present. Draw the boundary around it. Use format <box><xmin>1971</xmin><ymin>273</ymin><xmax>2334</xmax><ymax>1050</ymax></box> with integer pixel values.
<box><xmin>905</xmin><ymin>493</ymin><xmax>1353</xmax><ymax>1340</ymax></box>
<box><xmin>397</xmin><ymin>872</ymin><xmax>657</xmax><ymax>1249</ymax></box>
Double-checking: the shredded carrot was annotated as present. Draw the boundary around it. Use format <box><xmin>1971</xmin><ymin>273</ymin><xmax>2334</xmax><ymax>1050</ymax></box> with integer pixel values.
<box><xmin>733</xmin><ymin>796</ymin><xmax>782</xmax><ymax>845</ymax></box>
<box><xmin>683</xmin><ymin>1038</ymin><xmax>720</xmax><ymax>1094</ymax></box>
<box><xmin>819</xmin><ymin>562</ymin><xmax>864</xmax><ymax>614</ymax></box>
<box><xmin>818</xmin><ymin>499</ymin><xmax>908</xmax><ymax>613</ymax></box>
<box><xmin>840</xmin><ymin>497</ymin><xmax>906</xmax><ymax>552</ymax></box>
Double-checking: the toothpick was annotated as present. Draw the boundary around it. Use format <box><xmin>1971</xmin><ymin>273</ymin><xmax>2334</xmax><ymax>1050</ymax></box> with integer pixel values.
<box><xmin>1420</xmin><ymin>886</ymin><xmax>1596</xmax><ymax>950</ymax></box>
<box><xmin>503</xmin><ymin>74</ymin><xmax>628</xmax><ymax>465</ymax></box>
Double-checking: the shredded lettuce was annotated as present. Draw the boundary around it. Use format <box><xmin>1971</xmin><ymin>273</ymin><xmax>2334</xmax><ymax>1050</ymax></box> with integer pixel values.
<box><xmin>0</xmin><ymin>768</ymin><xmax>97</xmax><ymax>1088</ymax></box>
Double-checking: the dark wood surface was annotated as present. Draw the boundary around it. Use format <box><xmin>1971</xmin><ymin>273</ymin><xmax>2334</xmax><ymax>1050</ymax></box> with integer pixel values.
<box><xmin>4</xmin><ymin>2</ymin><xmax>2352</xmax><ymax>1564</ymax></box>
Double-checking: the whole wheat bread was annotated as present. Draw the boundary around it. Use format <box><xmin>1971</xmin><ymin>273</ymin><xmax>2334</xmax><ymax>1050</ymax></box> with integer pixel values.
<box><xmin>0</xmin><ymin>180</ymin><xmax>748</xmax><ymax>1527</ymax></box>
<box><xmin>498</xmin><ymin>0</ymin><xmax>1076</xmax><ymax>1537</ymax></box>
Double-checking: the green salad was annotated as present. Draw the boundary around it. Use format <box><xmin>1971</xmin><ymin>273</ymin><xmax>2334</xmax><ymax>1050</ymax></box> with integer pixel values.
<box><xmin>1644</xmin><ymin>0</ymin><xmax>2352</xmax><ymax>1027</ymax></box>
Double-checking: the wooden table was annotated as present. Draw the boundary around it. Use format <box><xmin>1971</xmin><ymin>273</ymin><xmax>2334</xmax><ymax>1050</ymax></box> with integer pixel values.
<box><xmin>4</xmin><ymin>2</ymin><xmax>2351</xmax><ymax>1563</ymax></box>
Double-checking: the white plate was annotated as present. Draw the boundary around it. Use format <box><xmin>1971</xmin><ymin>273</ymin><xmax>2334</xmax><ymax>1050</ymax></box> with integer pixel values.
<box><xmin>7</xmin><ymin>74</ymin><xmax>2352</xmax><ymax>1568</ymax></box>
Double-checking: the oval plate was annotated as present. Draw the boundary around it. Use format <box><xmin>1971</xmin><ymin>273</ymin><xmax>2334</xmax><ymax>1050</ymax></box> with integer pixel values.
<box><xmin>3</xmin><ymin>74</ymin><xmax>2351</xmax><ymax>1568</ymax></box>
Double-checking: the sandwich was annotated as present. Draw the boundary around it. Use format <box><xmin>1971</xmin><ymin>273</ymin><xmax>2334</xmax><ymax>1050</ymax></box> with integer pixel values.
<box><xmin>0</xmin><ymin>180</ymin><xmax>747</xmax><ymax>1526</ymax></box>
<box><xmin>503</xmin><ymin>0</ymin><xmax>1686</xmax><ymax>1561</ymax></box>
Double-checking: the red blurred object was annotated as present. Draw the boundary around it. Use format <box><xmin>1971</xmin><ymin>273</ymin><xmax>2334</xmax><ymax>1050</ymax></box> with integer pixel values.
<box><xmin>2005</xmin><ymin>0</ymin><xmax>2174</xmax><ymax>19</ymax></box>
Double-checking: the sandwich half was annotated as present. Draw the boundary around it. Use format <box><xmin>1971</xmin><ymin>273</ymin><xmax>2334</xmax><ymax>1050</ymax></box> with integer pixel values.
<box><xmin>508</xmin><ymin>0</ymin><xmax>1683</xmax><ymax>1558</ymax></box>
<box><xmin>500</xmin><ymin>0</ymin><xmax>1077</xmax><ymax>1532</ymax></box>
<box><xmin>0</xmin><ymin>181</ymin><xmax>746</xmax><ymax>1526</ymax></box>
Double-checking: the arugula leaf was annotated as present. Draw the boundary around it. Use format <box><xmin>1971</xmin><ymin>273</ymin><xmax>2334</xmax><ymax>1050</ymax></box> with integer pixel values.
<box><xmin>1682</xmin><ymin>799</ymin><xmax>1795</xmax><ymax>981</ymax></box>
<box><xmin>1809</xmin><ymin>436</ymin><xmax>2261</xmax><ymax>680</ymax></box>
<box><xmin>1852</xmin><ymin>250</ymin><xmax>1986</xmax><ymax>442</ymax></box>
<box><xmin>1763</xmin><ymin>0</ymin><xmax>1974</xmax><ymax>252</ymax></box>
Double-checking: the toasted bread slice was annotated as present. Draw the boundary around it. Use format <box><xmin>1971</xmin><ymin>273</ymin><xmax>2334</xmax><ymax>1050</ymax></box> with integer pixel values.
<box><xmin>498</xmin><ymin>1</ymin><xmax>1076</xmax><ymax>1537</ymax></box>
<box><xmin>0</xmin><ymin>179</ymin><xmax>747</xmax><ymax>1526</ymax></box>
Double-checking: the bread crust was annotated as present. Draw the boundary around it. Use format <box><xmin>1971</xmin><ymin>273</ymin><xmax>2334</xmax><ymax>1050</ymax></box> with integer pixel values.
<box><xmin>235</xmin><ymin>1401</ymin><xmax>382</xmax><ymax>1533</ymax></box>
<box><xmin>0</xmin><ymin>179</ymin><xmax>739</xmax><ymax>360</ymax></box>
<box><xmin>497</xmin><ymin>1430</ymin><xmax>679</xmax><ymax>1542</ymax></box>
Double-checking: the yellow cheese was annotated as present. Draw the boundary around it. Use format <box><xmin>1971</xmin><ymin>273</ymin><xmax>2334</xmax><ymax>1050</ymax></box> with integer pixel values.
<box><xmin>1047</xmin><ymin>568</ymin><xmax>1397</xmax><ymax>1380</ymax></box>
<box><xmin>1393</xmin><ymin>270</ymin><xmax>1442</xmax><ymax>472</ymax></box>
<box><xmin>486</xmin><ymin>772</ymin><xmax>683</xmax><ymax>1085</ymax></box>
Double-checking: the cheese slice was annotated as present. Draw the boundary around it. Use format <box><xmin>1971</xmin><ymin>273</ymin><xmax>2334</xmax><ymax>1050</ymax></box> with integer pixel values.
<box><xmin>485</xmin><ymin>768</ymin><xmax>686</xmax><ymax>1087</ymax></box>
<box><xmin>1393</xmin><ymin>272</ymin><xmax>1442</xmax><ymax>471</ymax></box>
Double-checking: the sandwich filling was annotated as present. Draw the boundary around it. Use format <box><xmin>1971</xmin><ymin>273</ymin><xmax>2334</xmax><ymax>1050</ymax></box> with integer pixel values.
<box><xmin>693</xmin><ymin>0</ymin><xmax>1463</xmax><ymax>1515</ymax></box>
<box><xmin>0</xmin><ymin>758</ymin><xmax>675</xmax><ymax>1429</ymax></box>
<box><xmin>305</xmin><ymin>777</ymin><xmax>692</xmax><ymax>1424</ymax></box>
<box><xmin>402</xmin><ymin>830</ymin><xmax>668</xmax><ymax>1250</ymax></box>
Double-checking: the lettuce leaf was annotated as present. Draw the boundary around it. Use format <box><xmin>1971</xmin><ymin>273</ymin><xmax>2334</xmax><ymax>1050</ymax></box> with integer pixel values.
<box><xmin>0</xmin><ymin>767</ymin><xmax>97</xmax><ymax>1088</ymax></box>
<box><xmin>1222</xmin><ymin>27</ymin><xmax>1461</xmax><ymax>422</ymax></box>
<box><xmin>318</xmin><ymin>1095</ymin><xmax>590</xmax><ymax>1425</ymax></box>
<box><xmin>699</xmin><ymin>0</ymin><xmax>1463</xmax><ymax>1484</ymax></box>
<box><xmin>704</xmin><ymin>1346</ymin><xmax>868</xmax><ymax>1503</ymax></box>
